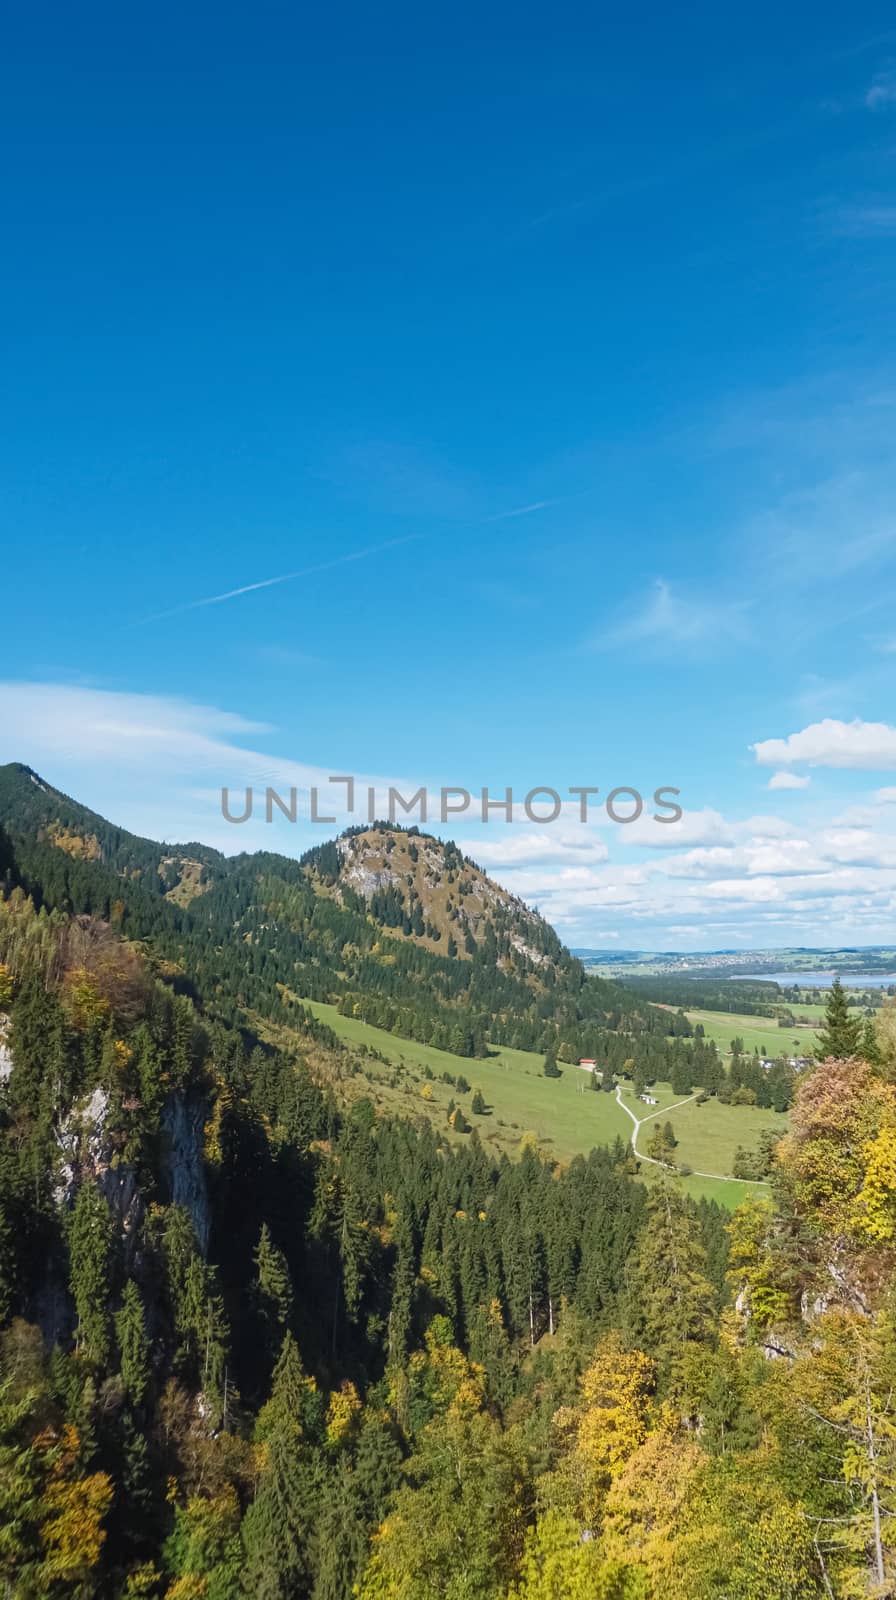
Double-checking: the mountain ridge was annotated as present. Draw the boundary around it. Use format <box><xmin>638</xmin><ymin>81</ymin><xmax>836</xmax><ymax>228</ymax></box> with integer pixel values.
<box><xmin>0</xmin><ymin>762</ymin><xmax>642</xmax><ymax>1060</ymax></box>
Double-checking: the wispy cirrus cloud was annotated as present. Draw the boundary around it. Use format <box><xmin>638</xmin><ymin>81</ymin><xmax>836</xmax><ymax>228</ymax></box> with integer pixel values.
<box><xmin>866</xmin><ymin>68</ymin><xmax>896</xmax><ymax>108</ymax></box>
<box><xmin>0</xmin><ymin>681</ymin><xmax>408</xmax><ymax>851</ymax></box>
<box><xmin>829</xmin><ymin>203</ymin><xmax>896</xmax><ymax>237</ymax></box>
<box><xmin>589</xmin><ymin>578</ymin><xmax>751</xmax><ymax>655</ymax></box>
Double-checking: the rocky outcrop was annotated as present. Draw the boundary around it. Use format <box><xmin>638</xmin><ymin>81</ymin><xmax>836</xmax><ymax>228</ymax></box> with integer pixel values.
<box><xmin>0</xmin><ymin>1013</ymin><xmax>11</xmax><ymax>1084</ymax></box>
<box><xmin>52</xmin><ymin>1084</ymin><xmax>210</xmax><ymax>1259</ymax></box>
<box><xmin>55</xmin><ymin>1086</ymin><xmax>145</xmax><ymax>1260</ymax></box>
<box><xmin>510</xmin><ymin>934</ymin><xmax>549</xmax><ymax>968</ymax></box>
<box><xmin>160</xmin><ymin>1093</ymin><xmax>211</xmax><ymax>1255</ymax></box>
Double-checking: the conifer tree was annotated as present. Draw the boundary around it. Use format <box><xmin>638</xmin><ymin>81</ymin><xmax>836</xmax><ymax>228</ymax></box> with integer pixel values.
<box><xmin>255</xmin><ymin>1223</ymin><xmax>294</xmax><ymax>1336</ymax></box>
<box><xmin>624</xmin><ymin>1181</ymin><xmax>714</xmax><ymax>1372</ymax></box>
<box><xmin>243</xmin><ymin>1331</ymin><xmax>318</xmax><ymax>1598</ymax></box>
<box><xmin>816</xmin><ymin>976</ymin><xmax>863</xmax><ymax>1060</ymax></box>
<box><xmin>862</xmin><ymin>1014</ymin><xmax>882</xmax><ymax>1067</ymax></box>
<box><xmin>69</xmin><ymin>1182</ymin><xmax>114</xmax><ymax>1367</ymax></box>
<box><xmin>387</xmin><ymin>1212</ymin><xmax>416</xmax><ymax>1366</ymax></box>
<box><xmin>115</xmin><ymin>1279</ymin><xmax>150</xmax><ymax>1406</ymax></box>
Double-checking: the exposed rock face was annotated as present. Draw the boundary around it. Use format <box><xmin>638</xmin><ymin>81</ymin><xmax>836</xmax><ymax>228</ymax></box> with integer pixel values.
<box><xmin>160</xmin><ymin>1093</ymin><xmax>211</xmax><ymax>1255</ymax></box>
<box><xmin>510</xmin><ymin>934</ymin><xmax>549</xmax><ymax>968</ymax></box>
<box><xmin>0</xmin><ymin>1013</ymin><xmax>11</xmax><ymax>1084</ymax></box>
<box><xmin>800</xmin><ymin>1258</ymin><xmax>871</xmax><ymax>1322</ymax></box>
<box><xmin>55</xmin><ymin>1087</ymin><xmax>144</xmax><ymax>1257</ymax></box>
<box><xmin>331</xmin><ymin>827</ymin><xmax>553</xmax><ymax>964</ymax></box>
<box><xmin>337</xmin><ymin>852</ymin><xmax>401</xmax><ymax>897</ymax></box>
<box><xmin>54</xmin><ymin>1084</ymin><xmax>212</xmax><ymax>1264</ymax></box>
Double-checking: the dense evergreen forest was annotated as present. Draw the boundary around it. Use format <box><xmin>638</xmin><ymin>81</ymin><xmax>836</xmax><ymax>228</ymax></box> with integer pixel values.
<box><xmin>5</xmin><ymin>770</ymin><xmax>896</xmax><ymax>1593</ymax></box>
<box><xmin>622</xmin><ymin>975</ymin><xmax>791</xmax><ymax>1014</ymax></box>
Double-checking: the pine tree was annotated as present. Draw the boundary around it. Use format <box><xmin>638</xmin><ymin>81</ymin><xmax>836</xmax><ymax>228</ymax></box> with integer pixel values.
<box><xmin>69</xmin><ymin>1182</ymin><xmax>114</xmax><ymax>1367</ymax></box>
<box><xmin>862</xmin><ymin>1015</ymin><xmax>882</xmax><ymax>1067</ymax></box>
<box><xmin>816</xmin><ymin>977</ymin><xmax>863</xmax><ymax>1060</ymax></box>
<box><xmin>624</xmin><ymin>1181</ymin><xmax>714</xmax><ymax>1372</ymax></box>
<box><xmin>671</xmin><ymin>1057</ymin><xmax>692</xmax><ymax>1096</ymax></box>
<box><xmin>255</xmin><ymin>1223</ymin><xmax>294</xmax><ymax>1336</ymax></box>
<box><xmin>471</xmin><ymin>1088</ymin><xmax>486</xmax><ymax>1115</ymax></box>
<box><xmin>387</xmin><ymin>1212</ymin><xmax>416</xmax><ymax>1366</ymax></box>
<box><xmin>243</xmin><ymin>1332</ymin><xmax>318</xmax><ymax>1598</ymax></box>
<box><xmin>115</xmin><ymin>1280</ymin><xmax>150</xmax><ymax>1405</ymax></box>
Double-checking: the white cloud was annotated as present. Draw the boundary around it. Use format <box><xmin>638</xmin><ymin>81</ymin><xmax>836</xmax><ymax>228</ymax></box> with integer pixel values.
<box><xmin>618</xmin><ymin>806</ymin><xmax>734</xmax><ymax>849</ymax></box>
<box><xmin>658</xmin><ymin>838</ymin><xmax>823</xmax><ymax>881</ymax></box>
<box><xmin>461</xmin><ymin>831</ymin><xmax>609</xmax><ymax>869</ymax></box>
<box><xmin>7</xmin><ymin>681</ymin><xmax>896</xmax><ymax>951</ymax></box>
<box><xmin>0</xmin><ymin>681</ymin><xmax>410</xmax><ymax>851</ymax></box>
<box><xmin>753</xmin><ymin>718</ymin><xmax>896</xmax><ymax>770</ymax></box>
<box><xmin>767</xmin><ymin>770</ymin><xmax>811</xmax><ymax>790</ymax></box>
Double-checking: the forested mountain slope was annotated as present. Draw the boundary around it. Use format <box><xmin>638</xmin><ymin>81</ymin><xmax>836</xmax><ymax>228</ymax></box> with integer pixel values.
<box><xmin>2</xmin><ymin>768</ymin><xmax>896</xmax><ymax>1593</ymax></box>
<box><xmin>0</xmin><ymin>763</ymin><xmax>674</xmax><ymax>1063</ymax></box>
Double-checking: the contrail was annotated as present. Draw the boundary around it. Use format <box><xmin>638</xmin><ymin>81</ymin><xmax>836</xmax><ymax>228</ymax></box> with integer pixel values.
<box><xmin>141</xmin><ymin>535</ymin><xmax>421</xmax><ymax>623</ymax></box>
<box><xmin>485</xmin><ymin>498</ymin><xmax>564</xmax><ymax>522</ymax></box>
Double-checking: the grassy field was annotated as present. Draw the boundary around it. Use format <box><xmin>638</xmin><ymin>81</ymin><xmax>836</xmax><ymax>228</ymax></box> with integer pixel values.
<box><xmin>300</xmin><ymin>999</ymin><xmax>633</xmax><ymax>1156</ymax></box>
<box><xmin>777</xmin><ymin>998</ymin><xmax>870</xmax><ymax>1020</ymax></box>
<box><xmin>617</xmin><ymin>1082</ymin><xmax>782</xmax><ymax>1182</ymax></box>
<box><xmin>297</xmin><ymin>1000</ymin><xmax>776</xmax><ymax>1206</ymax></box>
<box><xmin>682</xmin><ymin>1007</ymin><xmax>820</xmax><ymax>1057</ymax></box>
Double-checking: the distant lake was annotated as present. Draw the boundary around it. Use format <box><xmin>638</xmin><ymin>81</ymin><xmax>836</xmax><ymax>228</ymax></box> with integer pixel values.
<box><xmin>745</xmin><ymin>970</ymin><xmax>896</xmax><ymax>989</ymax></box>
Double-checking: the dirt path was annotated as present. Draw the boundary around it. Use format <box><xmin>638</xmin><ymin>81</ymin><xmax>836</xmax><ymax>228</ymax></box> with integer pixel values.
<box><xmin>614</xmin><ymin>1085</ymin><xmax>768</xmax><ymax>1185</ymax></box>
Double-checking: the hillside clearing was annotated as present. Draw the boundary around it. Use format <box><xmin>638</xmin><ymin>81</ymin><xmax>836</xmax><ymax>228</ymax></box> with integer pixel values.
<box><xmin>682</xmin><ymin>1006</ymin><xmax>821</xmax><ymax>1057</ymax></box>
<box><xmin>294</xmin><ymin>999</ymin><xmax>777</xmax><ymax>1206</ymax></box>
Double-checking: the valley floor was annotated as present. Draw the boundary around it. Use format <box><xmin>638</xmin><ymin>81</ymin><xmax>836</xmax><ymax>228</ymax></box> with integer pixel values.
<box><xmin>293</xmin><ymin>999</ymin><xmax>777</xmax><ymax>1207</ymax></box>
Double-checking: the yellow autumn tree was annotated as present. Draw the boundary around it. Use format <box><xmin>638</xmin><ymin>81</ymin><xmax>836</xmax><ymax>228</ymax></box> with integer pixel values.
<box><xmin>326</xmin><ymin>1379</ymin><xmax>362</xmax><ymax>1447</ymax></box>
<box><xmin>776</xmin><ymin>1058</ymin><xmax>896</xmax><ymax>1240</ymax></box>
<box><xmin>61</xmin><ymin>967</ymin><xmax>111</xmax><ymax>1032</ymax></box>
<box><xmin>508</xmin><ymin>1508</ymin><xmax>627</xmax><ymax>1600</ymax></box>
<box><xmin>856</xmin><ymin>1124</ymin><xmax>896</xmax><ymax>1242</ymax></box>
<box><xmin>669</xmin><ymin>1461</ymin><xmax>820</xmax><ymax>1600</ymax></box>
<box><xmin>37</xmin><ymin>1422</ymin><xmax>114</xmax><ymax>1589</ymax></box>
<box><xmin>577</xmin><ymin>1335</ymin><xmax>654</xmax><ymax>1479</ymax></box>
<box><xmin>725</xmin><ymin>1197</ymin><xmax>792</xmax><ymax>1333</ymax></box>
<box><xmin>780</xmin><ymin>1308</ymin><xmax>896</xmax><ymax>1594</ymax></box>
<box><xmin>552</xmin><ymin>1332</ymin><xmax>655</xmax><ymax>1526</ymax></box>
<box><xmin>600</xmin><ymin>1425</ymin><xmax>703</xmax><ymax>1591</ymax></box>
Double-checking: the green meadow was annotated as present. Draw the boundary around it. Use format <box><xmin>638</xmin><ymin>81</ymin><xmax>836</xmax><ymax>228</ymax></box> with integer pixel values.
<box><xmin>682</xmin><ymin>1006</ymin><xmax>820</xmax><ymax>1057</ymax></box>
<box><xmin>298</xmin><ymin>999</ymin><xmax>776</xmax><ymax>1206</ymax></box>
<box><xmin>616</xmin><ymin>1081</ymin><xmax>781</xmax><ymax>1184</ymax></box>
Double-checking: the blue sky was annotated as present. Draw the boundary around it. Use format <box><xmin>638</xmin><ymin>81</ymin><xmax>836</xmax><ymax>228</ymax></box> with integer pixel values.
<box><xmin>4</xmin><ymin>3</ymin><xmax>896</xmax><ymax>949</ymax></box>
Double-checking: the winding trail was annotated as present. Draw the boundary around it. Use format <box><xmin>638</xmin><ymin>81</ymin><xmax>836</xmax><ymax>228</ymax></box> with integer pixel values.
<box><xmin>613</xmin><ymin>1085</ymin><xmax>769</xmax><ymax>1186</ymax></box>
